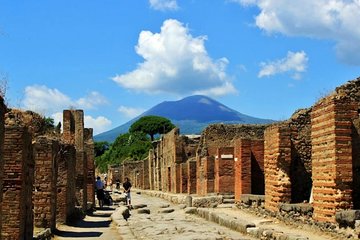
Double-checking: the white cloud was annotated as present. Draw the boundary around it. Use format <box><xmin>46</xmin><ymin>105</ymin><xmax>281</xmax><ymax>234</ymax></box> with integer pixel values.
<box><xmin>234</xmin><ymin>0</ymin><xmax>360</xmax><ymax>65</ymax></box>
<box><xmin>23</xmin><ymin>85</ymin><xmax>73</xmax><ymax>115</ymax></box>
<box><xmin>258</xmin><ymin>51</ymin><xmax>308</xmax><ymax>79</ymax></box>
<box><xmin>112</xmin><ymin>19</ymin><xmax>236</xmax><ymax>97</ymax></box>
<box><xmin>23</xmin><ymin>85</ymin><xmax>107</xmax><ymax>114</ymax></box>
<box><xmin>149</xmin><ymin>0</ymin><xmax>179</xmax><ymax>11</ymax></box>
<box><xmin>118</xmin><ymin>106</ymin><xmax>145</xmax><ymax>118</ymax></box>
<box><xmin>84</xmin><ymin>115</ymin><xmax>112</xmax><ymax>135</ymax></box>
<box><xmin>76</xmin><ymin>91</ymin><xmax>108</xmax><ymax>109</ymax></box>
<box><xmin>22</xmin><ymin>85</ymin><xmax>111</xmax><ymax>135</ymax></box>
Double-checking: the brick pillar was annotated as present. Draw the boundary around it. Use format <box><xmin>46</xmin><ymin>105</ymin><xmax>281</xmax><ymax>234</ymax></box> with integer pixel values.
<box><xmin>33</xmin><ymin>137</ymin><xmax>59</xmax><ymax>231</ymax></box>
<box><xmin>57</xmin><ymin>144</ymin><xmax>76</xmax><ymax>224</ymax></box>
<box><xmin>187</xmin><ymin>160</ymin><xmax>197</xmax><ymax>194</ymax></box>
<box><xmin>175</xmin><ymin>163</ymin><xmax>181</xmax><ymax>193</ymax></box>
<box><xmin>234</xmin><ymin>139</ymin><xmax>252</xmax><ymax>201</ymax></box>
<box><xmin>311</xmin><ymin>98</ymin><xmax>357</xmax><ymax>222</ymax></box>
<box><xmin>251</xmin><ymin>139</ymin><xmax>265</xmax><ymax>195</ymax></box>
<box><xmin>63</xmin><ymin>110</ymin><xmax>87</xmax><ymax>211</ymax></box>
<box><xmin>214</xmin><ymin>147</ymin><xmax>235</xmax><ymax>194</ymax></box>
<box><xmin>143</xmin><ymin>158</ymin><xmax>150</xmax><ymax>189</ymax></box>
<box><xmin>84</xmin><ymin>128</ymin><xmax>95</xmax><ymax>207</ymax></box>
<box><xmin>204</xmin><ymin>156</ymin><xmax>215</xmax><ymax>195</ymax></box>
<box><xmin>196</xmin><ymin>155</ymin><xmax>204</xmax><ymax>195</ymax></box>
<box><xmin>2</xmin><ymin>126</ymin><xmax>34</xmax><ymax>240</ymax></box>
<box><xmin>264</xmin><ymin>125</ymin><xmax>292</xmax><ymax>211</ymax></box>
<box><xmin>180</xmin><ymin>163</ymin><xmax>188</xmax><ymax>193</ymax></box>
<box><xmin>0</xmin><ymin>97</ymin><xmax>5</xmax><ymax>236</ymax></box>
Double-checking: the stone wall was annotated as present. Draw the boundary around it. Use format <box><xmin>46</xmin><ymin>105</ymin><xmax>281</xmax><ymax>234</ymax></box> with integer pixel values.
<box><xmin>57</xmin><ymin>144</ymin><xmax>76</xmax><ymax>224</ymax></box>
<box><xmin>0</xmin><ymin>97</ymin><xmax>5</xmax><ymax>237</ymax></box>
<box><xmin>2</xmin><ymin>126</ymin><xmax>34</xmax><ymax>239</ymax></box>
<box><xmin>33</xmin><ymin>136</ymin><xmax>59</xmax><ymax>231</ymax></box>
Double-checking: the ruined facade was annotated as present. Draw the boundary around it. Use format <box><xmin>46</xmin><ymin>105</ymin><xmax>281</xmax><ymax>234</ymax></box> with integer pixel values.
<box><xmin>63</xmin><ymin>110</ymin><xmax>88</xmax><ymax>210</ymax></box>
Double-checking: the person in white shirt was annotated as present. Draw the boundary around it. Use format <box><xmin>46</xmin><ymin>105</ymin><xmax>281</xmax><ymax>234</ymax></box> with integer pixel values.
<box><xmin>95</xmin><ymin>176</ymin><xmax>105</xmax><ymax>208</ymax></box>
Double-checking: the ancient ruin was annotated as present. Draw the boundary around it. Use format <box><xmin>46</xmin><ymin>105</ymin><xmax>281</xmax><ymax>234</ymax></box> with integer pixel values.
<box><xmin>0</xmin><ymin>77</ymin><xmax>360</xmax><ymax>239</ymax></box>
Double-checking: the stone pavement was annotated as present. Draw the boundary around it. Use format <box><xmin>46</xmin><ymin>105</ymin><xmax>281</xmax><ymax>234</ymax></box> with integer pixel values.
<box><xmin>53</xmin><ymin>206</ymin><xmax>122</xmax><ymax>240</ymax></box>
<box><xmin>129</xmin><ymin>190</ymin><xmax>355</xmax><ymax>240</ymax></box>
<box><xmin>111</xmin><ymin>192</ymin><xmax>254</xmax><ymax>240</ymax></box>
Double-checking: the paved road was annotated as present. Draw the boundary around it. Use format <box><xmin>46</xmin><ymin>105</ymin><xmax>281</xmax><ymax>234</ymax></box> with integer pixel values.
<box><xmin>53</xmin><ymin>206</ymin><xmax>122</xmax><ymax>240</ymax></box>
<box><xmin>112</xmin><ymin>192</ymin><xmax>254</xmax><ymax>240</ymax></box>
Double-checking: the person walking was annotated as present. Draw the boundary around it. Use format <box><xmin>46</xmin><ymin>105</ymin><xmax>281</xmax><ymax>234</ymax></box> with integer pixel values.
<box><xmin>123</xmin><ymin>177</ymin><xmax>132</xmax><ymax>208</ymax></box>
<box><xmin>95</xmin><ymin>176</ymin><xmax>105</xmax><ymax>209</ymax></box>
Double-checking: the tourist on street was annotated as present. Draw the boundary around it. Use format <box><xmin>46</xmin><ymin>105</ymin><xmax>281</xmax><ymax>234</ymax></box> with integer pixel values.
<box><xmin>123</xmin><ymin>177</ymin><xmax>132</xmax><ymax>208</ymax></box>
<box><xmin>95</xmin><ymin>176</ymin><xmax>105</xmax><ymax>209</ymax></box>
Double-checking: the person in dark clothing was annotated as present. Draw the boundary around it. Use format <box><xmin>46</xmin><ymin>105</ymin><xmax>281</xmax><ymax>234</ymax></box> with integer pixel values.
<box><xmin>123</xmin><ymin>177</ymin><xmax>132</xmax><ymax>208</ymax></box>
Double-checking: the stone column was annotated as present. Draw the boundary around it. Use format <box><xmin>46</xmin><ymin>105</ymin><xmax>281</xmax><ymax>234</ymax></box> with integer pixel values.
<box><xmin>84</xmin><ymin>128</ymin><xmax>95</xmax><ymax>207</ymax></box>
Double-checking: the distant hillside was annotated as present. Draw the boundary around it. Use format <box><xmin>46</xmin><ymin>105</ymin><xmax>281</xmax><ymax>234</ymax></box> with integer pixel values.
<box><xmin>94</xmin><ymin>95</ymin><xmax>274</xmax><ymax>142</ymax></box>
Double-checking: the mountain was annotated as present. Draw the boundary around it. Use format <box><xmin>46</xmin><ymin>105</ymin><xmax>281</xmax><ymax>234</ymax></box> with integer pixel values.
<box><xmin>94</xmin><ymin>95</ymin><xmax>274</xmax><ymax>142</ymax></box>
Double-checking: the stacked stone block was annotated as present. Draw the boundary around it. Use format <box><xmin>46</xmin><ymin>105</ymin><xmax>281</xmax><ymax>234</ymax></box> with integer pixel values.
<box><xmin>33</xmin><ymin>137</ymin><xmax>59</xmax><ymax>230</ymax></box>
<box><xmin>63</xmin><ymin>110</ymin><xmax>87</xmax><ymax>211</ymax></box>
<box><xmin>214</xmin><ymin>147</ymin><xmax>235</xmax><ymax>194</ymax></box>
<box><xmin>264</xmin><ymin>124</ymin><xmax>292</xmax><ymax>211</ymax></box>
<box><xmin>56</xmin><ymin>144</ymin><xmax>76</xmax><ymax>224</ymax></box>
<box><xmin>0</xmin><ymin>97</ymin><xmax>5</xmax><ymax>236</ymax></box>
<box><xmin>311</xmin><ymin>97</ymin><xmax>357</xmax><ymax>222</ymax></box>
<box><xmin>2</xmin><ymin>126</ymin><xmax>34</xmax><ymax>239</ymax></box>
<box><xmin>84</xmin><ymin>128</ymin><xmax>95</xmax><ymax>207</ymax></box>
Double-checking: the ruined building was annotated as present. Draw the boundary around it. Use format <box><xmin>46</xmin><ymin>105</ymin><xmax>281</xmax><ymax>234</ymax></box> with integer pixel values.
<box><xmin>116</xmin><ymin>76</ymin><xmax>360</xmax><ymax>227</ymax></box>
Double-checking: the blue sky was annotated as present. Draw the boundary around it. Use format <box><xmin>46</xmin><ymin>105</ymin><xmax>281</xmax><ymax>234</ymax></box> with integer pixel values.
<box><xmin>0</xmin><ymin>0</ymin><xmax>359</xmax><ymax>135</ymax></box>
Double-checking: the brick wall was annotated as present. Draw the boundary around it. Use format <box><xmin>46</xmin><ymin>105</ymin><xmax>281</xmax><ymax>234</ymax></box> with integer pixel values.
<box><xmin>311</xmin><ymin>97</ymin><xmax>357</xmax><ymax>222</ymax></box>
<box><xmin>234</xmin><ymin>139</ymin><xmax>251</xmax><ymax>200</ymax></box>
<box><xmin>142</xmin><ymin>158</ymin><xmax>150</xmax><ymax>189</ymax></box>
<box><xmin>57</xmin><ymin>144</ymin><xmax>76</xmax><ymax>224</ymax></box>
<box><xmin>84</xmin><ymin>128</ymin><xmax>95</xmax><ymax>207</ymax></box>
<box><xmin>63</xmin><ymin>110</ymin><xmax>87</xmax><ymax>211</ymax></box>
<box><xmin>234</xmin><ymin>139</ymin><xmax>265</xmax><ymax>201</ymax></box>
<box><xmin>214</xmin><ymin>147</ymin><xmax>235</xmax><ymax>194</ymax></box>
<box><xmin>33</xmin><ymin>137</ymin><xmax>59</xmax><ymax>230</ymax></box>
<box><xmin>0</xmin><ymin>97</ymin><xmax>5</xmax><ymax>236</ymax></box>
<box><xmin>180</xmin><ymin>163</ymin><xmax>188</xmax><ymax>193</ymax></box>
<box><xmin>187</xmin><ymin>160</ymin><xmax>197</xmax><ymax>194</ymax></box>
<box><xmin>251</xmin><ymin>139</ymin><xmax>265</xmax><ymax>195</ymax></box>
<box><xmin>2</xmin><ymin>126</ymin><xmax>34</xmax><ymax>239</ymax></box>
<box><xmin>264</xmin><ymin>124</ymin><xmax>292</xmax><ymax>211</ymax></box>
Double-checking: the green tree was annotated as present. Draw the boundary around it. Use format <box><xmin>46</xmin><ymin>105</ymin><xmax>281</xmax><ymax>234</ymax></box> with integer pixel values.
<box><xmin>95</xmin><ymin>132</ymin><xmax>151</xmax><ymax>172</ymax></box>
<box><xmin>129</xmin><ymin>115</ymin><xmax>175</xmax><ymax>141</ymax></box>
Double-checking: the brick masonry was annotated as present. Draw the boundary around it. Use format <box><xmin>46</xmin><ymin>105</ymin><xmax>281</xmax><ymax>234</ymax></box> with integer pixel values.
<box><xmin>33</xmin><ymin>136</ymin><xmax>59</xmax><ymax>230</ymax></box>
<box><xmin>63</xmin><ymin>110</ymin><xmax>87</xmax><ymax>211</ymax></box>
<box><xmin>214</xmin><ymin>147</ymin><xmax>235</xmax><ymax>194</ymax></box>
<box><xmin>0</xmin><ymin>97</ymin><xmax>5</xmax><ymax>237</ymax></box>
<box><xmin>56</xmin><ymin>144</ymin><xmax>76</xmax><ymax>224</ymax></box>
<box><xmin>311</xmin><ymin>97</ymin><xmax>357</xmax><ymax>222</ymax></box>
<box><xmin>84</xmin><ymin>128</ymin><xmax>95</xmax><ymax>207</ymax></box>
<box><xmin>264</xmin><ymin>124</ymin><xmax>292</xmax><ymax>212</ymax></box>
<box><xmin>187</xmin><ymin>160</ymin><xmax>197</xmax><ymax>194</ymax></box>
<box><xmin>2</xmin><ymin>126</ymin><xmax>34</xmax><ymax>240</ymax></box>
